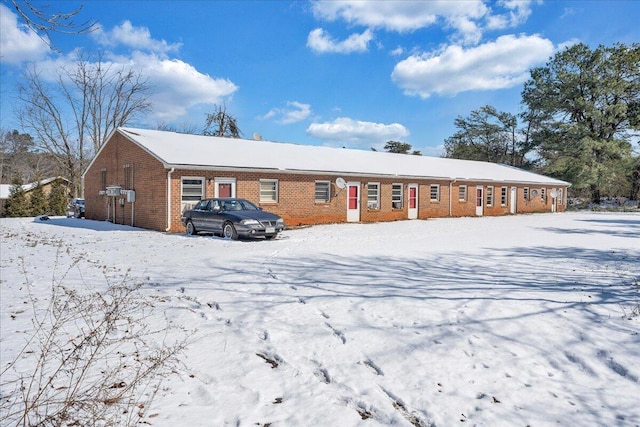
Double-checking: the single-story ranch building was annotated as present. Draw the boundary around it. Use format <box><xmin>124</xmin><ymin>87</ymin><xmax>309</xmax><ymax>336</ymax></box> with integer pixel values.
<box><xmin>82</xmin><ymin>127</ymin><xmax>570</xmax><ymax>232</ymax></box>
<box><xmin>0</xmin><ymin>176</ymin><xmax>70</xmax><ymax>216</ymax></box>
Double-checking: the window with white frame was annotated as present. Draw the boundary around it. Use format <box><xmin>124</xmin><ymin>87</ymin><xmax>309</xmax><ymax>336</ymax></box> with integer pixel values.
<box><xmin>430</xmin><ymin>184</ymin><xmax>440</xmax><ymax>201</ymax></box>
<box><xmin>501</xmin><ymin>186</ymin><xmax>508</xmax><ymax>206</ymax></box>
<box><xmin>541</xmin><ymin>188</ymin><xmax>547</xmax><ymax>202</ymax></box>
<box><xmin>367</xmin><ymin>182</ymin><xmax>380</xmax><ymax>209</ymax></box>
<box><xmin>181</xmin><ymin>177</ymin><xmax>205</xmax><ymax>202</ymax></box>
<box><xmin>459</xmin><ymin>185</ymin><xmax>467</xmax><ymax>201</ymax></box>
<box><xmin>486</xmin><ymin>186</ymin><xmax>494</xmax><ymax>207</ymax></box>
<box><xmin>259</xmin><ymin>179</ymin><xmax>278</xmax><ymax>203</ymax></box>
<box><xmin>392</xmin><ymin>184</ymin><xmax>403</xmax><ymax>209</ymax></box>
<box><xmin>315</xmin><ymin>181</ymin><xmax>331</xmax><ymax>203</ymax></box>
<box><xmin>523</xmin><ymin>187</ymin><xmax>530</xmax><ymax>201</ymax></box>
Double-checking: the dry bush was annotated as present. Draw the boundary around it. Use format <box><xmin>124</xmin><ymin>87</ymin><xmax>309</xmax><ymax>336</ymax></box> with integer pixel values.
<box><xmin>1</xmin><ymin>271</ymin><xmax>190</xmax><ymax>426</ymax></box>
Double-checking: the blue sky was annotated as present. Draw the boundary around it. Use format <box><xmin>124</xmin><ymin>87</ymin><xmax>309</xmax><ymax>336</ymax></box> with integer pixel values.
<box><xmin>1</xmin><ymin>1</ymin><xmax>638</xmax><ymax>156</ymax></box>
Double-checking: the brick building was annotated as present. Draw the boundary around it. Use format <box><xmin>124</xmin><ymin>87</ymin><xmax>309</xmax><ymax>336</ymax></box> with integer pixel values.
<box><xmin>0</xmin><ymin>176</ymin><xmax>70</xmax><ymax>216</ymax></box>
<box><xmin>82</xmin><ymin>127</ymin><xmax>570</xmax><ymax>232</ymax></box>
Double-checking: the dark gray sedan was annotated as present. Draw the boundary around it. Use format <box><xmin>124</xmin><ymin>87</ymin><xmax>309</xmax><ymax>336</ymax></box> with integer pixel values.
<box><xmin>181</xmin><ymin>198</ymin><xmax>285</xmax><ymax>240</ymax></box>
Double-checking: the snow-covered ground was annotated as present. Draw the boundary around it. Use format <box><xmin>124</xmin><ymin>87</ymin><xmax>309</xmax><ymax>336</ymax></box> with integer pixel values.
<box><xmin>1</xmin><ymin>212</ymin><xmax>639</xmax><ymax>426</ymax></box>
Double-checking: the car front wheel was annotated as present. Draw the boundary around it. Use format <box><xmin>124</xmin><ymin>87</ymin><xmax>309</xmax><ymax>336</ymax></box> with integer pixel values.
<box><xmin>186</xmin><ymin>220</ymin><xmax>197</xmax><ymax>236</ymax></box>
<box><xmin>223</xmin><ymin>222</ymin><xmax>238</xmax><ymax>240</ymax></box>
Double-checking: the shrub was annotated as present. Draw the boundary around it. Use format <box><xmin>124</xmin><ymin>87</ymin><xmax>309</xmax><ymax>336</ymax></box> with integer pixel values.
<box><xmin>0</xmin><ymin>270</ymin><xmax>190</xmax><ymax>426</ymax></box>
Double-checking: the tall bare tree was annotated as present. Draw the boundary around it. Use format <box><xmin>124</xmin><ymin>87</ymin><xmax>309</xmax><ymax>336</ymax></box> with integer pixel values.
<box><xmin>17</xmin><ymin>53</ymin><xmax>151</xmax><ymax>196</ymax></box>
<box><xmin>203</xmin><ymin>104</ymin><xmax>242</xmax><ymax>138</ymax></box>
<box><xmin>7</xmin><ymin>0</ymin><xmax>96</xmax><ymax>52</ymax></box>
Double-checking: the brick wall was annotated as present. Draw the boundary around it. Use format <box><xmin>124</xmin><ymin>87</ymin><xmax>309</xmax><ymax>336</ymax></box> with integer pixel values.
<box><xmin>84</xmin><ymin>132</ymin><xmax>568</xmax><ymax>233</ymax></box>
<box><xmin>84</xmin><ymin>132</ymin><xmax>168</xmax><ymax>231</ymax></box>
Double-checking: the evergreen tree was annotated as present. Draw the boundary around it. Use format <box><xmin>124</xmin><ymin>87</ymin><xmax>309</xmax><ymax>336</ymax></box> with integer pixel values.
<box><xmin>29</xmin><ymin>178</ymin><xmax>47</xmax><ymax>216</ymax></box>
<box><xmin>522</xmin><ymin>43</ymin><xmax>639</xmax><ymax>202</ymax></box>
<box><xmin>48</xmin><ymin>179</ymin><xmax>69</xmax><ymax>215</ymax></box>
<box><xmin>443</xmin><ymin>105</ymin><xmax>531</xmax><ymax>167</ymax></box>
<box><xmin>4</xmin><ymin>176</ymin><xmax>29</xmax><ymax>217</ymax></box>
<box><xmin>384</xmin><ymin>141</ymin><xmax>421</xmax><ymax>155</ymax></box>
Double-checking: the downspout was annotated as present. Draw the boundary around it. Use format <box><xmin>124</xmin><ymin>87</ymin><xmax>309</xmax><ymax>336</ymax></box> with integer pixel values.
<box><xmin>131</xmin><ymin>166</ymin><xmax>135</xmax><ymax>227</ymax></box>
<box><xmin>166</xmin><ymin>168</ymin><xmax>175</xmax><ymax>232</ymax></box>
<box><xmin>449</xmin><ymin>179</ymin><xmax>457</xmax><ymax>216</ymax></box>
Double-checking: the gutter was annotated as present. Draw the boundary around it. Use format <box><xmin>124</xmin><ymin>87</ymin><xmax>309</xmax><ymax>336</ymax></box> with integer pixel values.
<box><xmin>449</xmin><ymin>179</ymin><xmax>457</xmax><ymax>216</ymax></box>
<box><xmin>166</xmin><ymin>168</ymin><xmax>175</xmax><ymax>232</ymax></box>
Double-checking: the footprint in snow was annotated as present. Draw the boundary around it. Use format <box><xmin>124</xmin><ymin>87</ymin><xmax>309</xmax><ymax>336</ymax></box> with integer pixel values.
<box><xmin>325</xmin><ymin>322</ymin><xmax>346</xmax><ymax>344</ymax></box>
<box><xmin>314</xmin><ymin>367</ymin><xmax>331</xmax><ymax>384</ymax></box>
<box><xmin>597</xmin><ymin>350</ymin><xmax>639</xmax><ymax>382</ymax></box>
<box><xmin>564</xmin><ymin>351</ymin><xmax>596</xmax><ymax>377</ymax></box>
<box><xmin>362</xmin><ymin>359</ymin><xmax>384</xmax><ymax>376</ymax></box>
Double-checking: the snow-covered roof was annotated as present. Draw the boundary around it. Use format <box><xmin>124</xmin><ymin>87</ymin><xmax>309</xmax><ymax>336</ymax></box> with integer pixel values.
<box><xmin>113</xmin><ymin>127</ymin><xmax>570</xmax><ymax>186</ymax></box>
<box><xmin>0</xmin><ymin>177</ymin><xmax>69</xmax><ymax>199</ymax></box>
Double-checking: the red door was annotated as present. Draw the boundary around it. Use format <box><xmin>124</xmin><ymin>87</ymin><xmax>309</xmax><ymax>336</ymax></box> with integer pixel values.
<box><xmin>348</xmin><ymin>185</ymin><xmax>358</xmax><ymax>209</ymax></box>
<box><xmin>409</xmin><ymin>187</ymin><xmax>417</xmax><ymax>209</ymax></box>
<box><xmin>219</xmin><ymin>183</ymin><xmax>232</xmax><ymax>197</ymax></box>
<box><xmin>347</xmin><ymin>183</ymin><xmax>360</xmax><ymax>222</ymax></box>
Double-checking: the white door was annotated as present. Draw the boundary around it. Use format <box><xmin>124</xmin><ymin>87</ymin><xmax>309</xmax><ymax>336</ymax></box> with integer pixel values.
<box><xmin>346</xmin><ymin>182</ymin><xmax>360</xmax><ymax>222</ymax></box>
<box><xmin>475</xmin><ymin>186</ymin><xmax>484</xmax><ymax>216</ymax></box>
<box><xmin>510</xmin><ymin>186</ymin><xmax>517</xmax><ymax>214</ymax></box>
<box><xmin>551</xmin><ymin>188</ymin><xmax>557</xmax><ymax>212</ymax></box>
<box><xmin>408</xmin><ymin>184</ymin><xmax>418</xmax><ymax>219</ymax></box>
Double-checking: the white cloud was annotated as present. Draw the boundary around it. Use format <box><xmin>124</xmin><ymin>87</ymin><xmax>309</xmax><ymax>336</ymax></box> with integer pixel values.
<box><xmin>32</xmin><ymin>50</ymin><xmax>238</xmax><ymax>122</ymax></box>
<box><xmin>92</xmin><ymin>20</ymin><xmax>182</xmax><ymax>54</ymax></box>
<box><xmin>312</xmin><ymin>0</ymin><xmax>487</xmax><ymax>44</ymax></box>
<box><xmin>262</xmin><ymin>101</ymin><xmax>312</xmax><ymax>124</ymax></box>
<box><xmin>130</xmin><ymin>52</ymin><xmax>237</xmax><ymax>121</ymax></box>
<box><xmin>307</xmin><ymin>117</ymin><xmax>409</xmax><ymax>146</ymax></box>
<box><xmin>486</xmin><ymin>0</ymin><xmax>534</xmax><ymax>30</ymax></box>
<box><xmin>0</xmin><ymin>4</ymin><xmax>50</xmax><ymax>64</ymax></box>
<box><xmin>391</xmin><ymin>34</ymin><xmax>555</xmax><ymax>98</ymax></box>
<box><xmin>311</xmin><ymin>1</ymin><xmax>542</xmax><ymax>47</ymax></box>
<box><xmin>307</xmin><ymin>28</ymin><xmax>373</xmax><ymax>54</ymax></box>
<box><xmin>391</xmin><ymin>46</ymin><xmax>405</xmax><ymax>56</ymax></box>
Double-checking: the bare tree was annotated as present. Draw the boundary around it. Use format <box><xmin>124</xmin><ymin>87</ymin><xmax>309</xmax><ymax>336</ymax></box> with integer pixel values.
<box><xmin>203</xmin><ymin>104</ymin><xmax>242</xmax><ymax>138</ymax></box>
<box><xmin>17</xmin><ymin>53</ymin><xmax>151</xmax><ymax>196</ymax></box>
<box><xmin>0</xmin><ymin>129</ymin><xmax>59</xmax><ymax>184</ymax></box>
<box><xmin>156</xmin><ymin>121</ymin><xmax>199</xmax><ymax>135</ymax></box>
<box><xmin>7</xmin><ymin>0</ymin><xmax>97</xmax><ymax>52</ymax></box>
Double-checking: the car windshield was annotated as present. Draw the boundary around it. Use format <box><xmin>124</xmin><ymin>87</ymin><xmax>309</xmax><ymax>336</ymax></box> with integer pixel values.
<box><xmin>221</xmin><ymin>199</ymin><xmax>259</xmax><ymax>211</ymax></box>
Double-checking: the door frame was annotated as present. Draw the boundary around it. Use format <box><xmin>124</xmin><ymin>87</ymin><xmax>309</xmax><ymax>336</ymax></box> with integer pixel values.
<box><xmin>214</xmin><ymin>177</ymin><xmax>236</xmax><ymax>198</ymax></box>
<box><xmin>510</xmin><ymin>186</ymin><xmax>517</xmax><ymax>214</ymax></box>
<box><xmin>346</xmin><ymin>181</ymin><xmax>360</xmax><ymax>222</ymax></box>
<box><xmin>475</xmin><ymin>186</ymin><xmax>484</xmax><ymax>216</ymax></box>
<box><xmin>408</xmin><ymin>184</ymin><xmax>418</xmax><ymax>219</ymax></box>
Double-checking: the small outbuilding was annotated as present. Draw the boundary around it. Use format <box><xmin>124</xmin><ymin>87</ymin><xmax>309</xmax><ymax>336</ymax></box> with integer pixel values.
<box><xmin>0</xmin><ymin>176</ymin><xmax>70</xmax><ymax>216</ymax></box>
<box><xmin>82</xmin><ymin>127</ymin><xmax>570</xmax><ymax>232</ymax></box>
